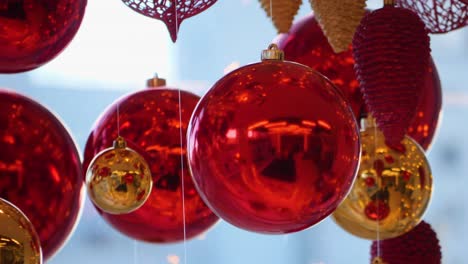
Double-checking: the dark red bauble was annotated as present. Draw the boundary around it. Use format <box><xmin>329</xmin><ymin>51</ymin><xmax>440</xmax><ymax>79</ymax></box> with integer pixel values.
<box><xmin>83</xmin><ymin>88</ymin><xmax>219</xmax><ymax>243</ymax></box>
<box><xmin>371</xmin><ymin>221</ymin><xmax>442</xmax><ymax>264</ymax></box>
<box><xmin>187</xmin><ymin>58</ymin><xmax>361</xmax><ymax>234</ymax></box>
<box><xmin>0</xmin><ymin>89</ymin><xmax>85</xmax><ymax>260</ymax></box>
<box><xmin>275</xmin><ymin>14</ymin><xmax>442</xmax><ymax>150</ymax></box>
<box><xmin>0</xmin><ymin>0</ymin><xmax>87</xmax><ymax>73</ymax></box>
<box><xmin>353</xmin><ymin>5</ymin><xmax>430</xmax><ymax>147</ymax></box>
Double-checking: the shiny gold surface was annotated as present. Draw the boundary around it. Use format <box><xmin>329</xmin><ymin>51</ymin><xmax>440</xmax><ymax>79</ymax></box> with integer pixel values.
<box><xmin>0</xmin><ymin>198</ymin><xmax>41</xmax><ymax>264</ymax></box>
<box><xmin>86</xmin><ymin>137</ymin><xmax>153</xmax><ymax>214</ymax></box>
<box><xmin>333</xmin><ymin>117</ymin><xmax>432</xmax><ymax>240</ymax></box>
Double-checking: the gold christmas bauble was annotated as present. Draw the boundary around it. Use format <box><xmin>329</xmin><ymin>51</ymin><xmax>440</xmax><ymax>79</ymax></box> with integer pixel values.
<box><xmin>0</xmin><ymin>198</ymin><xmax>42</xmax><ymax>264</ymax></box>
<box><xmin>86</xmin><ymin>136</ymin><xmax>153</xmax><ymax>214</ymax></box>
<box><xmin>332</xmin><ymin>117</ymin><xmax>433</xmax><ymax>240</ymax></box>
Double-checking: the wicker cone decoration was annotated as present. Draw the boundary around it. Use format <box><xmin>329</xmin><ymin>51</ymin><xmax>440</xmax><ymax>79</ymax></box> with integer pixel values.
<box><xmin>260</xmin><ymin>0</ymin><xmax>302</xmax><ymax>33</ymax></box>
<box><xmin>353</xmin><ymin>5</ymin><xmax>430</xmax><ymax>147</ymax></box>
<box><xmin>121</xmin><ymin>0</ymin><xmax>218</xmax><ymax>42</ymax></box>
<box><xmin>397</xmin><ymin>0</ymin><xmax>468</xmax><ymax>33</ymax></box>
<box><xmin>310</xmin><ymin>0</ymin><xmax>367</xmax><ymax>53</ymax></box>
<box><xmin>370</xmin><ymin>221</ymin><xmax>442</xmax><ymax>264</ymax></box>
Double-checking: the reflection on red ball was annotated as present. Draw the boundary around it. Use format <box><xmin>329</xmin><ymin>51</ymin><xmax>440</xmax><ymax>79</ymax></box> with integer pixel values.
<box><xmin>83</xmin><ymin>88</ymin><xmax>219</xmax><ymax>242</ymax></box>
<box><xmin>0</xmin><ymin>0</ymin><xmax>87</xmax><ymax>73</ymax></box>
<box><xmin>0</xmin><ymin>89</ymin><xmax>85</xmax><ymax>260</ymax></box>
<box><xmin>187</xmin><ymin>60</ymin><xmax>361</xmax><ymax>234</ymax></box>
<box><xmin>275</xmin><ymin>14</ymin><xmax>442</xmax><ymax>150</ymax></box>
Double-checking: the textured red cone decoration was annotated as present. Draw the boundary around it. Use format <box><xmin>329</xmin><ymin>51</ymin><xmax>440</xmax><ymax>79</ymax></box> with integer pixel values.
<box><xmin>121</xmin><ymin>0</ymin><xmax>217</xmax><ymax>42</ymax></box>
<box><xmin>397</xmin><ymin>0</ymin><xmax>468</xmax><ymax>34</ymax></box>
<box><xmin>370</xmin><ymin>221</ymin><xmax>442</xmax><ymax>264</ymax></box>
<box><xmin>353</xmin><ymin>3</ymin><xmax>430</xmax><ymax>147</ymax></box>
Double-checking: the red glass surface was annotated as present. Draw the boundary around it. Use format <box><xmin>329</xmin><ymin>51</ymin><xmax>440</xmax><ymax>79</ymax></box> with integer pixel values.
<box><xmin>187</xmin><ymin>60</ymin><xmax>361</xmax><ymax>234</ymax></box>
<box><xmin>275</xmin><ymin>14</ymin><xmax>442</xmax><ymax>150</ymax></box>
<box><xmin>83</xmin><ymin>88</ymin><xmax>219</xmax><ymax>243</ymax></box>
<box><xmin>0</xmin><ymin>0</ymin><xmax>87</xmax><ymax>73</ymax></box>
<box><xmin>0</xmin><ymin>89</ymin><xmax>85</xmax><ymax>260</ymax></box>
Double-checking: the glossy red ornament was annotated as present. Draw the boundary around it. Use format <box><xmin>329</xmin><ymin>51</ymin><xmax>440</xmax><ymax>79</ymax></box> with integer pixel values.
<box><xmin>0</xmin><ymin>89</ymin><xmax>85</xmax><ymax>260</ymax></box>
<box><xmin>187</xmin><ymin>46</ymin><xmax>361</xmax><ymax>234</ymax></box>
<box><xmin>275</xmin><ymin>14</ymin><xmax>442</xmax><ymax>150</ymax></box>
<box><xmin>0</xmin><ymin>0</ymin><xmax>87</xmax><ymax>73</ymax></box>
<box><xmin>371</xmin><ymin>221</ymin><xmax>442</xmax><ymax>264</ymax></box>
<box><xmin>83</xmin><ymin>84</ymin><xmax>219</xmax><ymax>242</ymax></box>
<box><xmin>397</xmin><ymin>0</ymin><xmax>468</xmax><ymax>34</ymax></box>
<box><xmin>121</xmin><ymin>0</ymin><xmax>217</xmax><ymax>42</ymax></box>
<box><xmin>353</xmin><ymin>5</ymin><xmax>430</xmax><ymax>147</ymax></box>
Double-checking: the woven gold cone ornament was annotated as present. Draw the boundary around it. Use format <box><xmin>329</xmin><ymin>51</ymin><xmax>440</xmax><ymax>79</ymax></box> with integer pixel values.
<box><xmin>310</xmin><ymin>0</ymin><xmax>367</xmax><ymax>53</ymax></box>
<box><xmin>260</xmin><ymin>0</ymin><xmax>302</xmax><ymax>33</ymax></box>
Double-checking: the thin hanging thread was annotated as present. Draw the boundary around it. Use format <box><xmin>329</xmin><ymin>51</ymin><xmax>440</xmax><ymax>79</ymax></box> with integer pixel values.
<box><xmin>373</xmin><ymin>121</ymin><xmax>381</xmax><ymax>258</ymax></box>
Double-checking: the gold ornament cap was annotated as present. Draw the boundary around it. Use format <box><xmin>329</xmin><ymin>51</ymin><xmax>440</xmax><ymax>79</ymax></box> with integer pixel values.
<box><xmin>384</xmin><ymin>0</ymin><xmax>395</xmax><ymax>6</ymax></box>
<box><xmin>261</xmin><ymin>44</ymin><xmax>285</xmax><ymax>61</ymax></box>
<box><xmin>146</xmin><ymin>73</ymin><xmax>167</xmax><ymax>88</ymax></box>
<box><xmin>372</xmin><ymin>257</ymin><xmax>387</xmax><ymax>264</ymax></box>
<box><xmin>113</xmin><ymin>136</ymin><xmax>127</xmax><ymax>149</ymax></box>
<box><xmin>361</xmin><ymin>115</ymin><xmax>378</xmax><ymax>130</ymax></box>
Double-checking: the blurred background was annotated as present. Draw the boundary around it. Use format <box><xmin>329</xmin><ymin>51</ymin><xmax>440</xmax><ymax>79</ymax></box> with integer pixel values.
<box><xmin>1</xmin><ymin>0</ymin><xmax>467</xmax><ymax>263</ymax></box>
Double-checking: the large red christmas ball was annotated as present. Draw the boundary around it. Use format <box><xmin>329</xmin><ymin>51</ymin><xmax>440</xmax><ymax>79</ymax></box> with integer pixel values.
<box><xmin>0</xmin><ymin>0</ymin><xmax>87</xmax><ymax>73</ymax></box>
<box><xmin>187</xmin><ymin>53</ymin><xmax>361</xmax><ymax>234</ymax></box>
<box><xmin>275</xmin><ymin>14</ymin><xmax>442</xmax><ymax>150</ymax></box>
<box><xmin>0</xmin><ymin>89</ymin><xmax>85</xmax><ymax>260</ymax></box>
<box><xmin>83</xmin><ymin>88</ymin><xmax>219</xmax><ymax>242</ymax></box>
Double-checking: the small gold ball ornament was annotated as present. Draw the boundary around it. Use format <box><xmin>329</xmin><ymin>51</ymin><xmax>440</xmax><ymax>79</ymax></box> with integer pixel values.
<box><xmin>332</xmin><ymin>117</ymin><xmax>433</xmax><ymax>240</ymax></box>
<box><xmin>86</xmin><ymin>136</ymin><xmax>153</xmax><ymax>214</ymax></box>
<box><xmin>0</xmin><ymin>198</ymin><xmax>42</xmax><ymax>264</ymax></box>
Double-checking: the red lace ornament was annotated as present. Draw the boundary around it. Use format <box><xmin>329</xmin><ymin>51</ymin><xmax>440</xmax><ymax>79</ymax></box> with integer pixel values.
<box><xmin>353</xmin><ymin>5</ymin><xmax>430</xmax><ymax>147</ymax></box>
<box><xmin>371</xmin><ymin>221</ymin><xmax>442</xmax><ymax>264</ymax></box>
<box><xmin>121</xmin><ymin>0</ymin><xmax>217</xmax><ymax>42</ymax></box>
<box><xmin>397</xmin><ymin>0</ymin><xmax>468</xmax><ymax>33</ymax></box>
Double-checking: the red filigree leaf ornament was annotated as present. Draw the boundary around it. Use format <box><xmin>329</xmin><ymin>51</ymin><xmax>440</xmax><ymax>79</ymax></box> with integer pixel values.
<box><xmin>353</xmin><ymin>4</ymin><xmax>430</xmax><ymax>147</ymax></box>
<box><xmin>397</xmin><ymin>0</ymin><xmax>468</xmax><ymax>33</ymax></box>
<box><xmin>121</xmin><ymin>0</ymin><xmax>218</xmax><ymax>42</ymax></box>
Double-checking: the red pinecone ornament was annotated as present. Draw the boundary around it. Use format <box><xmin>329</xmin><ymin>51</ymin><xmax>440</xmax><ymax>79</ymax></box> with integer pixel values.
<box><xmin>371</xmin><ymin>221</ymin><xmax>442</xmax><ymax>264</ymax></box>
<box><xmin>353</xmin><ymin>5</ymin><xmax>430</xmax><ymax>147</ymax></box>
<box><xmin>397</xmin><ymin>0</ymin><xmax>468</xmax><ymax>33</ymax></box>
<box><xmin>121</xmin><ymin>0</ymin><xmax>217</xmax><ymax>42</ymax></box>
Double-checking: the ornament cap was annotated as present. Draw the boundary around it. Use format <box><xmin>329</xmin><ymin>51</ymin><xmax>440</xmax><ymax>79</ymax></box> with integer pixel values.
<box><xmin>372</xmin><ymin>256</ymin><xmax>387</xmax><ymax>264</ymax></box>
<box><xmin>261</xmin><ymin>44</ymin><xmax>285</xmax><ymax>61</ymax></box>
<box><xmin>147</xmin><ymin>74</ymin><xmax>167</xmax><ymax>88</ymax></box>
<box><xmin>113</xmin><ymin>136</ymin><xmax>127</xmax><ymax>149</ymax></box>
<box><xmin>383</xmin><ymin>0</ymin><xmax>395</xmax><ymax>6</ymax></box>
<box><xmin>361</xmin><ymin>116</ymin><xmax>378</xmax><ymax>130</ymax></box>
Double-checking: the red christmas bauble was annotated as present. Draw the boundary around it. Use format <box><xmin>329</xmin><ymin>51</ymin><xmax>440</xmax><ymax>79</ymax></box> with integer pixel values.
<box><xmin>0</xmin><ymin>0</ymin><xmax>87</xmax><ymax>73</ymax></box>
<box><xmin>187</xmin><ymin>51</ymin><xmax>361</xmax><ymax>234</ymax></box>
<box><xmin>275</xmin><ymin>14</ymin><xmax>441</xmax><ymax>150</ymax></box>
<box><xmin>83</xmin><ymin>87</ymin><xmax>219</xmax><ymax>243</ymax></box>
<box><xmin>370</xmin><ymin>221</ymin><xmax>442</xmax><ymax>264</ymax></box>
<box><xmin>0</xmin><ymin>89</ymin><xmax>85</xmax><ymax>260</ymax></box>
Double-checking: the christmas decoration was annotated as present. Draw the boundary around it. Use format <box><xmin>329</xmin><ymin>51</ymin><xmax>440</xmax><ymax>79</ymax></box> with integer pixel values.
<box><xmin>260</xmin><ymin>0</ymin><xmax>302</xmax><ymax>33</ymax></box>
<box><xmin>333</xmin><ymin>117</ymin><xmax>432</xmax><ymax>240</ymax></box>
<box><xmin>353</xmin><ymin>3</ymin><xmax>430</xmax><ymax>147</ymax></box>
<box><xmin>370</xmin><ymin>221</ymin><xmax>442</xmax><ymax>264</ymax></box>
<box><xmin>275</xmin><ymin>14</ymin><xmax>442</xmax><ymax>150</ymax></box>
<box><xmin>121</xmin><ymin>0</ymin><xmax>217</xmax><ymax>42</ymax></box>
<box><xmin>397</xmin><ymin>0</ymin><xmax>468</xmax><ymax>34</ymax></box>
<box><xmin>83</xmin><ymin>76</ymin><xmax>218</xmax><ymax>242</ymax></box>
<box><xmin>0</xmin><ymin>0</ymin><xmax>87</xmax><ymax>73</ymax></box>
<box><xmin>86</xmin><ymin>136</ymin><xmax>153</xmax><ymax>214</ymax></box>
<box><xmin>0</xmin><ymin>198</ymin><xmax>42</xmax><ymax>264</ymax></box>
<box><xmin>187</xmin><ymin>44</ymin><xmax>361</xmax><ymax>234</ymax></box>
<box><xmin>0</xmin><ymin>89</ymin><xmax>84</xmax><ymax>260</ymax></box>
<box><xmin>309</xmin><ymin>0</ymin><xmax>366</xmax><ymax>53</ymax></box>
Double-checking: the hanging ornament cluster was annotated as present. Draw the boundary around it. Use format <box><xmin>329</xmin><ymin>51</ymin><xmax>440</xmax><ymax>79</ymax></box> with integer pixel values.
<box><xmin>0</xmin><ymin>198</ymin><xmax>42</xmax><ymax>264</ymax></box>
<box><xmin>0</xmin><ymin>89</ymin><xmax>85</xmax><ymax>261</ymax></box>
<box><xmin>121</xmin><ymin>0</ymin><xmax>218</xmax><ymax>42</ymax></box>
<box><xmin>353</xmin><ymin>3</ymin><xmax>430</xmax><ymax>147</ymax></box>
<box><xmin>0</xmin><ymin>0</ymin><xmax>87</xmax><ymax>73</ymax></box>
<box><xmin>86</xmin><ymin>136</ymin><xmax>153</xmax><ymax>215</ymax></box>
<box><xmin>83</xmin><ymin>76</ymin><xmax>219</xmax><ymax>242</ymax></box>
<box><xmin>187</xmin><ymin>44</ymin><xmax>361</xmax><ymax>234</ymax></box>
<box><xmin>370</xmin><ymin>221</ymin><xmax>442</xmax><ymax>264</ymax></box>
<box><xmin>309</xmin><ymin>0</ymin><xmax>367</xmax><ymax>53</ymax></box>
<box><xmin>259</xmin><ymin>0</ymin><xmax>302</xmax><ymax>33</ymax></box>
<box><xmin>396</xmin><ymin>0</ymin><xmax>468</xmax><ymax>34</ymax></box>
<box><xmin>333</xmin><ymin>117</ymin><xmax>432</xmax><ymax>240</ymax></box>
<box><xmin>275</xmin><ymin>13</ymin><xmax>442</xmax><ymax>150</ymax></box>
